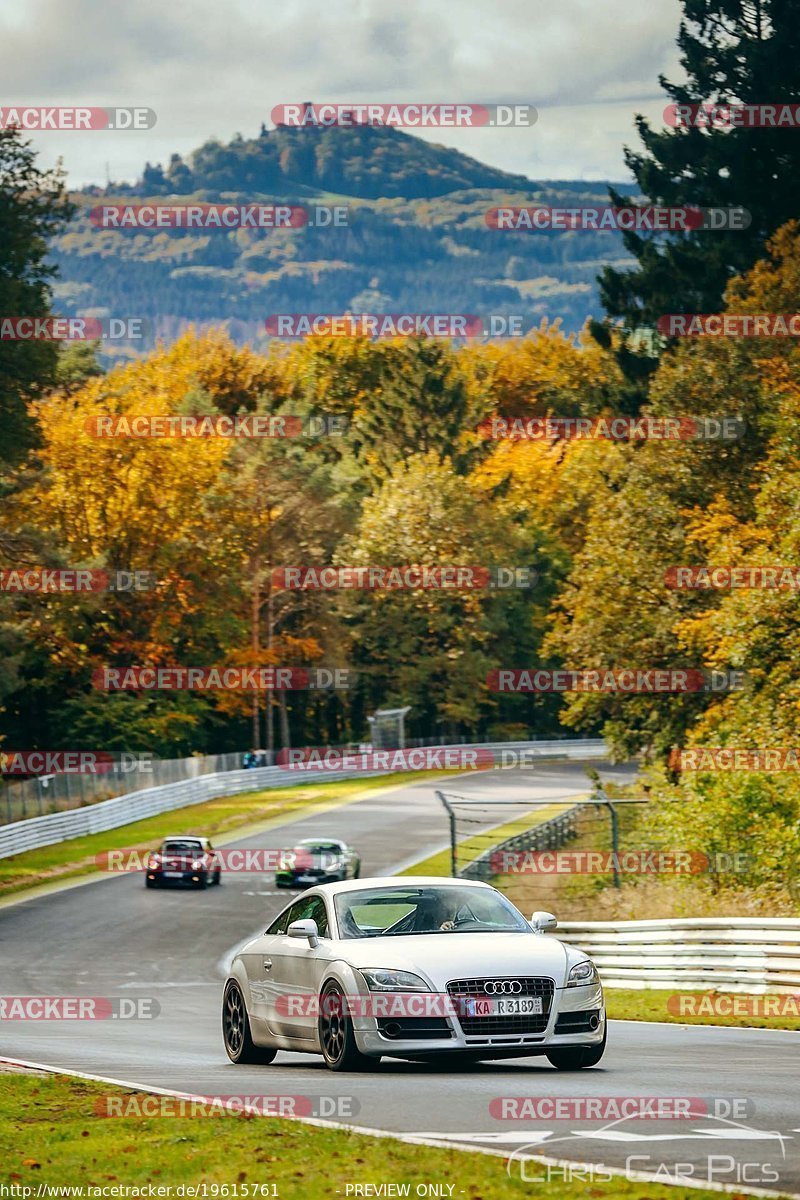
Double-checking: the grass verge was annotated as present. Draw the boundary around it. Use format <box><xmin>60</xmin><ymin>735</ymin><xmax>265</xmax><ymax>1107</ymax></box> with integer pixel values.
<box><xmin>606</xmin><ymin>988</ymin><xmax>800</xmax><ymax>1031</ymax></box>
<box><xmin>0</xmin><ymin>771</ymin><xmax>446</xmax><ymax>901</ymax></box>
<box><xmin>0</xmin><ymin>1070</ymin><xmax>742</xmax><ymax>1200</ymax></box>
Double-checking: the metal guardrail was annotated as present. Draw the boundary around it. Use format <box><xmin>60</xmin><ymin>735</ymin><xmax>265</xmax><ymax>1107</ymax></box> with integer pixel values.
<box><xmin>0</xmin><ymin>738</ymin><xmax>607</xmax><ymax>861</ymax></box>
<box><xmin>0</xmin><ymin>750</ymin><xmax>259</xmax><ymax>825</ymax></box>
<box><xmin>558</xmin><ymin>917</ymin><xmax>800</xmax><ymax>993</ymax></box>
<box><xmin>0</xmin><ymin>736</ymin><xmax>606</xmax><ymax>825</ymax></box>
<box><xmin>461</xmin><ymin>805</ymin><xmax>582</xmax><ymax>880</ymax></box>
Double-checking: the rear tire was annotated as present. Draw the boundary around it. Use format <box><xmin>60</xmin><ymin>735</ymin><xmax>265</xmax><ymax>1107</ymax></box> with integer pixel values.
<box><xmin>222</xmin><ymin>981</ymin><xmax>277</xmax><ymax>1065</ymax></box>
<box><xmin>213</xmin><ymin>870</ymin><xmax>221</xmax><ymax>885</ymax></box>
<box><xmin>319</xmin><ymin>981</ymin><xmax>375</xmax><ymax>1072</ymax></box>
<box><xmin>546</xmin><ymin>1027</ymin><xmax>606</xmax><ymax>1070</ymax></box>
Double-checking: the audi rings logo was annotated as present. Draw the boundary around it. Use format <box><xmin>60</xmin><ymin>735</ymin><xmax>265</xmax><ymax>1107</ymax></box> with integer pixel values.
<box><xmin>483</xmin><ymin>980</ymin><xmax>523</xmax><ymax>994</ymax></box>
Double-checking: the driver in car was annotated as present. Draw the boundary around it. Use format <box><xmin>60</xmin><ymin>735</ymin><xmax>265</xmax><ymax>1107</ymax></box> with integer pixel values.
<box><xmin>414</xmin><ymin>894</ymin><xmax>456</xmax><ymax>932</ymax></box>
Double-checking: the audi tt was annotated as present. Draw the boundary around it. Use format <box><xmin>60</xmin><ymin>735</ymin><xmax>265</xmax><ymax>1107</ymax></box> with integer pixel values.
<box><xmin>222</xmin><ymin>877</ymin><xmax>605</xmax><ymax>1071</ymax></box>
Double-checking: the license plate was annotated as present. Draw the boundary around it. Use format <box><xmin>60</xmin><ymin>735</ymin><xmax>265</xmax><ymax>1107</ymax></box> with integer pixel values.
<box><xmin>296</xmin><ymin>874</ymin><xmax>316</xmax><ymax>883</ymax></box>
<box><xmin>496</xmin><ymin>997</ymin><xmax>542</xmax><ymax>1016</ymax></box>
<box><xmin>463</xmin><ymin>996</ymin><xmax>543</xmax><ymax>1017</ymax></box>
<box><xmin>164</xmin><ymin>870</ymin><xmax>183</xmax><ymax>878</ymax></box>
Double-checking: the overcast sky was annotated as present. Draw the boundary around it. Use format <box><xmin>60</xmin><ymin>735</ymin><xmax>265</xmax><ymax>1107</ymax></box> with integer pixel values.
<box><xmin>0</xmin><ymin>0</ymin><xmax>684</xmax><ymax>188</ymax></box>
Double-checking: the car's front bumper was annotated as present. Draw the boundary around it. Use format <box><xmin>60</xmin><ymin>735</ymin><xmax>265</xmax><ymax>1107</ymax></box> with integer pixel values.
<box><xmin>351</xmin><ymin>983</ymin><xmax>605</xmax><ymax>1058</ymax></box>
<box><xmin>275</xmin><ymin>871</ymin><xmax>344</xmax><ymax>888</ymax></box>
<box><xmin>146</xmin><ymin>869</ymin><xmax>205</xmax><ymax>884</ymax></box>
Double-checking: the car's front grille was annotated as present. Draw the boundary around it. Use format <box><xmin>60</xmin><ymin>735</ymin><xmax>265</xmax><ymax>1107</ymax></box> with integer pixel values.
<box><xmin>446</xmin><ymin>976</ymin><xmax>554</xmax><ymax>1036</ymax></box>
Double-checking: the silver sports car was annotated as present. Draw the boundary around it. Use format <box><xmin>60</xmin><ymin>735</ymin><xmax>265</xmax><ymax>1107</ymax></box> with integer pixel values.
<box><xmin>222</xmin><ymin>877</ymin><xmax>606</xmax><ymax>1071</ymax></box>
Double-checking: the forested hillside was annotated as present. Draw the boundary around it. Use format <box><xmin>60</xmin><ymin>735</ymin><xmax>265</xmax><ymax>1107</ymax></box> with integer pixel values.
<box><xmin>49</xmin><ymin>124</ymin><xmax>637</xmax><ymax>349</ymax></box>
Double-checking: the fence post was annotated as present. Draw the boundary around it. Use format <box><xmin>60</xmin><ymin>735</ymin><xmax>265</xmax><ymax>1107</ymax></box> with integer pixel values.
<box><xmin>585</xmin><ymin>766</ymin><xmax>620</xmax><ymax>889</ymax></box>
<box><xmin>594</xmin><ymin>792</ymin><xmax>620</xmax><ymax>888</ymax></box>
<box><xmin>435</xmin><ymin>790</ymin><xmax>458</xmax><ymax>877</ymax></box>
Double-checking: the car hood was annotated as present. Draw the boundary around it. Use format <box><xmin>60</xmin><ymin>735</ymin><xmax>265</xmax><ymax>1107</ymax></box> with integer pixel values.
<box><xmin>339</xmin><ymin>932</ymin><xmax>575</xmax><ymax>989</ymax></box>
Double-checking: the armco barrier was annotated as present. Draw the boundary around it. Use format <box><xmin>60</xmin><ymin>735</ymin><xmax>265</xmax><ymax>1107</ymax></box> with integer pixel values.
<box><xmin>558</xmin><ymin>917</ymin><xmax>800</xmax><ymax>994</ymax></box>
<box><xmin>461</xmin><ymin>805</ymin><xmax>582</xmax><ymax>881</ymax></box>
<box><xmin>0</xmin><ymin>739</ymin><xmax>607</xmax><ymax>861</ymax></box>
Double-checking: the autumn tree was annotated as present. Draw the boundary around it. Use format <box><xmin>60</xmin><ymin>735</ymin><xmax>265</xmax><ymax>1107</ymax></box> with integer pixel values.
<box><xmin>337</xmin><ymin>452</ymin><xmax>548</xmax><ymax>738</ymax></box>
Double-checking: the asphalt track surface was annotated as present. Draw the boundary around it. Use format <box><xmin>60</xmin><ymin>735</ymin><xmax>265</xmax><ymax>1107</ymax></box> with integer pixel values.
<box><xmin>1</xmin><ymin>761</ymin><xmax>798</xmax><ymax>1197</ymax></box>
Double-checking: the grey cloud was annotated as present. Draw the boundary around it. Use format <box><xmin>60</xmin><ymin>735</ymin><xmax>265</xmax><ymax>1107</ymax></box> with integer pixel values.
<box><xmin>0</xmin><ymin>0</ymin><xmax>684</xmax><ymax>185</ymax></box>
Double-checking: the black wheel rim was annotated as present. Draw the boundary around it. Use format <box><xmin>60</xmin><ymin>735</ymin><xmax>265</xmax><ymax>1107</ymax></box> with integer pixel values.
<box><xmin>224</xmin><ymin>985</ymin><xmax>245</xmax><ymax>1055</ymax></box>
<box><xmin>320</xmin><ymin>987</ymin><xmax>344</xmax><ymax>1062</ymax></box>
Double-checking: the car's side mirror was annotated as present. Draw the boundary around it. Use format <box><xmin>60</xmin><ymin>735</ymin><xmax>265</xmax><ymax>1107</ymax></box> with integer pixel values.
<box><xmin>288</xmin><ymin>918</ymin><xmax>319</xmax><ymax>948</ymax></box>
<box><xmin>530</xmin><ymin>910</ymin><xmax>558</xmax><ymax>933</ymax></box>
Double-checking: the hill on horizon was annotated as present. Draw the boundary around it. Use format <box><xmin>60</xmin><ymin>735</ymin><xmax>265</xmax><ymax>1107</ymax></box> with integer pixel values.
<box><xmin>122</xmin><ymin>122</ymin><xmax>541</xmax><ymax>202</ymax></box>
<box><xmin>50</xmin><ymin>122</ymin><xmax>639</xmax><ymax>355</ymax></box>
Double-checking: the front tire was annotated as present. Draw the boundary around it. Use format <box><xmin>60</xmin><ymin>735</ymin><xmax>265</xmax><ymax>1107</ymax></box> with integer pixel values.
<box><xmin>194</xmin><ymin>871</ymin><xmax>208</xmax><ymax>890</ymax></box>
<box><xmin>222</xmin><ymin>980</ymin><xmax>277</xmax><ymax>1065</ymax></box>
<box><xmin>546</xmin><ymin>1027</ymin><xmax>606</xmax><ymax>1070</ymax></box>
<box><xmin>145</xmin><ymin>877</ymin><xmax>157</xmax><ymax>889</ymax></box>
<box><xmin>319</xmin><ymin>981</ymin><xmax>374</xmax><ymax>1072</ymax></box>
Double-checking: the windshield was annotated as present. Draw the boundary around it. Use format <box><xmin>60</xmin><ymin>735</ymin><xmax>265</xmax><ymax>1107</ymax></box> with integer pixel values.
<box><xmin>334</xmin><ymin>885</ymin><xmax>529</xmax><ymax>939</ymax></box>
<box><xmin>162</xmin><ymin>841</ymin><xmax>203</xmax><ymax>855</ymax></box>
<box><xmin>300</xmin><ymin>841</ymin><xmax>343</xmax><ymax>854</ymax></box>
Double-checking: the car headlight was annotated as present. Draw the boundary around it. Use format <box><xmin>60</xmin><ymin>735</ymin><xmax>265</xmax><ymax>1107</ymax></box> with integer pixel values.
<box><xmin>360</xmin><ymin>969</ymin><xmax>430</xmax><ymax>992</ymax></box>
<box><xmin>567</xmin><ymin>960</ymin><xmax>599</xmax><ymax>987</ymax></box>
<box><xmin>192</xmin><ymin>860</ymin><xmax>204</xmax><ymax>870</ymax></box>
